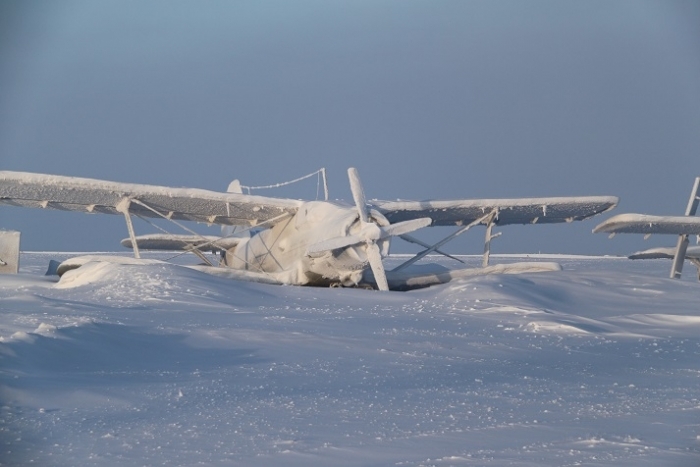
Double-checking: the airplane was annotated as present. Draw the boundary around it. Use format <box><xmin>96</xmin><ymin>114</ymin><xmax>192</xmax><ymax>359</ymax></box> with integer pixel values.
<box><xmin>0</xmin><ymin>168</ymin><xmax>618</xmax><ymax>291</ymax></box>
<box><xmin>593</xmin><ymin>177</ymin><xmax>700</xmax><ymax>280</ymax></box>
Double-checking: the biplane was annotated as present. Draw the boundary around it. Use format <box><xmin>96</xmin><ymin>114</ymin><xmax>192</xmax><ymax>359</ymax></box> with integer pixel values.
<box><xmin>593</xmin><ymin>177</ymin><xmax>700</xmax><ymax>280</ymax></box>
<box><xmin>0</xmin><ymin>168</ymin><xmax>618</xmax><ymax>290</ymax></box>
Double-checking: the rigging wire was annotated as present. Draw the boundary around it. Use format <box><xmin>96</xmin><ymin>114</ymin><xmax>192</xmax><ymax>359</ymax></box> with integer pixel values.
<box><xmin>241</xmin><ymin>168</ymin><xmax>328</xmax><ymax>201</ymax></box>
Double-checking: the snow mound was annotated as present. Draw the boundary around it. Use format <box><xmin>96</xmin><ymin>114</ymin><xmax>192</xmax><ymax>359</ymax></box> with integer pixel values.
<box><xmin>430</xmin><ymin>270</ymin><xmax>700</xmax><ymax>339</ymax></box>
<box><xmin>53</xmin><ymin>260</ymin><xmax>279</xmax><ymax>308</ymax></box>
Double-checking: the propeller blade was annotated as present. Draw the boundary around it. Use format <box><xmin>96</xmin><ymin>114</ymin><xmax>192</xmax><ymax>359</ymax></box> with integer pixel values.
<box><xmin>379</xmin><ymin>217</ymin><xmax>432</xmax><ymax>239</ymax></box>
<box><xmin>306</xmin><ymin>234</ymin><xmax>363</xmax><ymax>255</ymax></box>
<box><xmin>348</xmin><ymin>167</ymin><xmax>370</xmax><ymax>223</ymax></box>
<box><xmin>366</xmin><ymin>242</ymin><xmax>389</xmax><ymax>291</ymax></box>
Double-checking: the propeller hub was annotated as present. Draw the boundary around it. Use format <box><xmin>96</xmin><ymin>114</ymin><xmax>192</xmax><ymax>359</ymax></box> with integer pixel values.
<box><xmin>358</xmin><ymin>222</ymin><xmax>381</xmax><ymax>242</ymax></box>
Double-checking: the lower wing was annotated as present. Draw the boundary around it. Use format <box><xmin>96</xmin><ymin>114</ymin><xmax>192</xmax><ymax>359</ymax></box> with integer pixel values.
<box><xmin>120</xmin><ymin>234</ymin><xmax>241</xmax><ymax>252</ymax></box>
<box><xmin>629</xmin><ymin>246</ymin><xmax>700</xmax><ymax>260</ymax></box>
<box><xmin>365</xmin><ymin>262</ymin><xmax>562</xmax><ymax>291</ymax></box>
<box><xmin>593</xmin><ymin>214</ymin><xmax>700</xmax><ymax>235</ymax></box>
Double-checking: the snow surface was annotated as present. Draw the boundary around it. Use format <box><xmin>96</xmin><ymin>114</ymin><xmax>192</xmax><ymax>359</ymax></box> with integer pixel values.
<box><xmin>1</xmin><ymin>253</ymin><xmax>699</xmax><ymax>466</ymax></box>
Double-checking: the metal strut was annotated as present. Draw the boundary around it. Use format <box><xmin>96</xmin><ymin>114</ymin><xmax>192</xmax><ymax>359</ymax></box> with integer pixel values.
<box><xmin>392</xmin><ymin>209</ymin><xmax>498</xmax><ymax>272</ymax></box>
<box><xmin>116</xmin><ymin>197</ymin><xmax>140</xmax><ymax>259</ymax></box>
<box><xmin>398</xmin><ymin>234</ymin><xmax>465</xmax><ymax>264</ymax></box>
<box><xmin>482</xmin><ymin>218</ymin><xmax>502</xmax><ymax>267</ymax></box>
<box><xmin>670</xmin><ymin>177</ymin><xmax>700</xmax><ymax>279</ymax></box>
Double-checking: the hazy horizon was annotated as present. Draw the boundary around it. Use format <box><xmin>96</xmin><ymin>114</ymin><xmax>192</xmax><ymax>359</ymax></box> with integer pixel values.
<box><xmin>1</xmin><ymin>1</ymin><xmax>699</xmax><ymax>255</ymax></box>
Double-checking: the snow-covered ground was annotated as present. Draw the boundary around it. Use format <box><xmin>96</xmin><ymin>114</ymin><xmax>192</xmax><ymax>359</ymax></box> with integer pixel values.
<box><xmin>1</xmin><ymin>252</ymin><xmax>699</xmax><ymax>466</ymax></box>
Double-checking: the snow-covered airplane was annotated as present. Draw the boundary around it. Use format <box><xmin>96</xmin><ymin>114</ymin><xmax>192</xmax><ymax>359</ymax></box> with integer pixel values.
<box><xmin>0</xmin><ymin>168</ymin><xmax>618</xmax><ymax>290</ymax></box>
<box><xmin>593</xmin><ymin>177</ymin><xmax>700</xmax><ymax>280</ymax></box>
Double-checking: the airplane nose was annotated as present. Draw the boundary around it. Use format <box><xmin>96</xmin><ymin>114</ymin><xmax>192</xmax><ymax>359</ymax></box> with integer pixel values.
<box><xmin>359</xmin><ymin>223</ymin><xmax>381</xmax><ymax>242</ymax></box>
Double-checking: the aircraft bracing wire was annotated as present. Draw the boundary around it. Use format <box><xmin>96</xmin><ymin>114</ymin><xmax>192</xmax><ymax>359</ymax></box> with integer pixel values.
<box><xmin>241</xmin><ymin>168</ymin><xmax>328</xmax><ymax>201</ymax></box>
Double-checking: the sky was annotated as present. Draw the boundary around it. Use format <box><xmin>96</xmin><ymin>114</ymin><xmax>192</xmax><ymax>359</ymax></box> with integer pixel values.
<box><xmin>1</xmin><ymin>0</ymin><xmax>699</xmax><ymax>255</ymax></box>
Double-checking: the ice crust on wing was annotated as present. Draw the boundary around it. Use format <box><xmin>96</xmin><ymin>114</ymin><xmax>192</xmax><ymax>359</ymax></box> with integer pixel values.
<box><xmin>374</xmin><ymin>195</ymin><xmax>618</xmax><ymax>226</ymax></box>
<box><xmin>629</xmin><ymin>245</ymin><xmax>700</xmax><ymax>260</ymax></box>
<box><xmin>0</xmin><ymin>171</ymin><xmax>302</xmax><ymax>226</ymax></box>
<box><xmin>593</xmin><ymin>213</ymin><xmax>700</xmax><ymax>235</ymax></box>
<box><xmin>0</xmin><ymin>171</ymin><xmax>618</xmax><ymax>230</ymax></box>
<box><xmin>1</xmin><ymin>253</ymin><xmax>700</xmax><ymax>467</ymax></box>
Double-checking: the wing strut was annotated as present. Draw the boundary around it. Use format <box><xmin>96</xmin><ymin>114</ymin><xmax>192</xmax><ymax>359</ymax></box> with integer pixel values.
<box><xmin>116</xmin><ymin>198</ymin><xmax>140</xmax><ymax>259</ymax></box>
<box><xmin>399</xmin><ymin>234</ymin><xmax>465</xmax><ymax>264</ymax></box>
<box><xmin>117</xmin><ymin>197</ymin><xmax>227</xmax><ymax>263</ymax></box>
<box><xmin>671</xmin><ymin>176</ymin><xmax>700</xmax><ymax>279</ymax></box>
<box><xmin>392</xmin><ymin>209</ymin><xmax>498</xmax><ymax>272</ymax></box>
<box><xmin>482</xmin><ymin>215</ymin><xmax>502</xmax><ymax>267</ymax></box>
<box><xmin>128</xmin><ymin>197</ymin><xmax>248</xmax><ymax>264</ymax></box>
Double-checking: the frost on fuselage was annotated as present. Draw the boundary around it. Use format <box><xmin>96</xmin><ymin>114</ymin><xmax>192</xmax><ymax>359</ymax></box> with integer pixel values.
<box><xmin>224</xmin><ymin>201</ymin><xmax>389</xmax><ymax>287</ymax></box>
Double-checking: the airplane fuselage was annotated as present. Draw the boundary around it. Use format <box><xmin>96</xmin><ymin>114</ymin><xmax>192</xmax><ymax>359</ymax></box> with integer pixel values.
<box><xmin>224</xmin><ymin>201</ymin><xmax>390</xmax><ymax>287</ymax></box>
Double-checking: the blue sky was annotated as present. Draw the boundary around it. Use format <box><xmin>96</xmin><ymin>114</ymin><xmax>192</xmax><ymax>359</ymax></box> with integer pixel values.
<box><xmin>1</xmin><ymin>0</ymin><xmax>699</xmax><ymax>255</ymax></box>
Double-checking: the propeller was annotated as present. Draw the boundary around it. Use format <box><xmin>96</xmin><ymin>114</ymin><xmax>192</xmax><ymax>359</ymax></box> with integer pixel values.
<box><xmin>307</xmin><ymin>168</ymin><xmax>431</xmax><ymax>291</ymax></box>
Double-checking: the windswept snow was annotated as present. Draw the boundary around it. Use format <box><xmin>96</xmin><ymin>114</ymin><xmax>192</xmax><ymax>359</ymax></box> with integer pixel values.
<box><xmin>1</xmin><ymin>253</ymin><xmax>699</xmax><ymax>466</ymax></box>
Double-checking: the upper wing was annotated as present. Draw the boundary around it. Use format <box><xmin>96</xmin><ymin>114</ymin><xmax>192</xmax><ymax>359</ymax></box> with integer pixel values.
<box><xmin>372</xmin><ymin>196</ymin><xmax>618</xmax><ymax>227</ymax></box>
<box><xmin>0</xmin><ymin>171</ymin><xmax>302</xmax><ymax>226</ymax></box>
<box><xmin>593</xmin><ymin>214</ymin><xmax>700</xmax><ymax>235</ymax></box>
